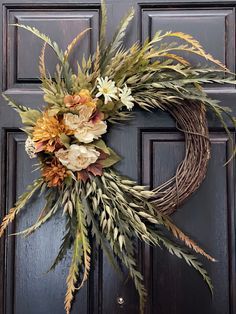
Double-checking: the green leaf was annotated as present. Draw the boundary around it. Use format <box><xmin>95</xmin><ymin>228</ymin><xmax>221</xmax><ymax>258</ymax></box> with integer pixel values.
<box><xmin>99</xmin><ymin>0</ymin><xmax>107</xmax><ymax>52</ymax></box>
<box><xmin>100</xmin><ymin>148</ymin><xmax>121</xmax><ymax>168</ymax></box>
<box><xmin>60</xmin><ymin>133</ymin><xmax>70</xmax><ymax>148</ymax></box>
<box><xmin>93</xmin><ymin>139</ymin><xmax>110</xmax><ymax>154</ymax></box>
<box><xmin>47</xmin><ymin>108</ymin><xmax>61</xmax><ymax>116</ymax></box>
<box><xmin>64</xmin><ymin>176</ymin><xmax>73</xmax><ymax>186</ymax></box>
<box><xmin>20</xmin><ymin>109</ymin><xmax>41</xmax><ymax>126</ymax></box>
<box><xmin>100</xmin><ymin>101</ymin><xmax>115</xmax><ymax>112</ymax></box>
<box><xmin>2</xmin><ymin>94</ymin><xmax>29</xmax><ymax>113</ymax></box>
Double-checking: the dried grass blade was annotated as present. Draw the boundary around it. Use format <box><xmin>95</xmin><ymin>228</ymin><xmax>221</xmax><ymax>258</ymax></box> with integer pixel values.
<box><xmin>64</xmin><ymin>28</ymin><xmax>91</xmax><ymax>61</ymax></box>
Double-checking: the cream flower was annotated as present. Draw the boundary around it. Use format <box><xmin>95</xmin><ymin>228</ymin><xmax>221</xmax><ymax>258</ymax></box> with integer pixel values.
<box><xmin>63</xmin><ymin>113</ymin><xmax>82</xmax><ymax>130</ymax></box>
<box><xmin>119</xmin><ymin>84</ymin><xmax>134</xmax><ymax>111</ymax></box>
<box><xmin>96</xmin><ymin>76</ymin><xmax>118</xmax><ymax>104</ymax></box>
<box><xmin>63</xmin><ymin>111</ymin><xmax>107</xmax><ymax>144</ymax></box>
<box><xmin>74</xmin><ymin>120</ymin><xmax>107</xmax><ymax>143</ymax></box>
<box><xmin>78</xmin><ymin>105</ymin><xmax>95</xmax><ymax>122</ymax></box>
<box><xmin>63</xmin><ymin>106</ymin><xmax>94</xmax><ymax>131</ymax></box>
<box><xmin>55</xmin><ymin>144</ymin><xmax>100</xmax><ymax>172</ymax></box>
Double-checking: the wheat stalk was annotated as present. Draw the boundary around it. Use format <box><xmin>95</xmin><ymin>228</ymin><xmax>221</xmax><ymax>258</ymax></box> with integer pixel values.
<box><xmin>39</xmin><ymin>42</ymin><xmax>47</xmax><ymax>79</ymax></box>
<box><xmin>158</xmin><ymin>214</ymin><xmax>216</xmax><ymax>261</ymax></box>
<box><xmin>64</xmin><ymin>224</ymin><xmax>82</xmax><ymax>314</ymax></box>
<box><xmin>64</xmin><ymin>28</ymin><xmax>91</xmax><ymax>61</ymax></box>
<box><xmin>0</xmin><ymin>178</ymin><xmax>44</xmax><ymax>238</ymax></box>
<box><xmin>75</xmin><ymin>196</ymin><xmax>91</xmax><ymax>290</ymax></box>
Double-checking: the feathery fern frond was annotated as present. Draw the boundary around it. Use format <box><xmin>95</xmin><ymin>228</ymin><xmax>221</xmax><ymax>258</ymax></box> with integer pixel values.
<box><xmin>120</xmin><ymin>249</ymin><xmax>147</xmax><ymax>314</ymax></box>
<box><xmin>76</xmin><ymin>196</ymin><xmax>91</xmax><ymax>290</ymax></box>
<box><xmin>64</xmin><ymin>217</ymin><xmax>83</xmax><ymax>314</ymax></box>
<box><xmin>155</xmin><ymin>213</ymin><xmax>216</xmax><ymax>261</ymax></box>
<box><xmin>49</xmin><ymin>215</ymin><xmax>75</xmax><ymax>272</ymax></box>
<box><xmin>156</xmin><ymin>232</ymin><xmax>213</xmax><ymax>294</ymax></box>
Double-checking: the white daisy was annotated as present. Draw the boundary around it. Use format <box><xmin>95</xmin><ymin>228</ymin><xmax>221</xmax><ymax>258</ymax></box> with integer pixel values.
<box><xmin>96</xmin><ymin>76</ymin><xmax>118</xmax><ymax>104</ymax></box>
<box><xmin>119</xmin><ymin>84</ymin><xmax>134</xmax><ymax>111</ymax></box>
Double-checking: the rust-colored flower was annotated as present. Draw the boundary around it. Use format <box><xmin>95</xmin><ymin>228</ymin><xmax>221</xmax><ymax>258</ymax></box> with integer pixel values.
<box><xmin>42</xmin><ymin>158</ymin><xmax>69</xmax><ymax>187</ymax></box>
<box><xmin>64</xmin><ymin>89</ymin><xmax>96</xmax><ymax>109</ymax></box>
<box><xmin>33</xmin><ymin>112</ymin><xmax>66</xmax><ymax>153</ymax></box>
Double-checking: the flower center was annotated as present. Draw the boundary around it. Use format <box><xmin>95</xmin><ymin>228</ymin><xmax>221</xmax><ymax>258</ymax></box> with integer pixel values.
<box><xmin>102</xmin><ymin>87</ymin><xmax>108</xmax><ymax>93</ymax></box>
<box><xmin>78</xmin><ymin>156</ymin><xmax>87</xmax><ymax>163</ymax></box>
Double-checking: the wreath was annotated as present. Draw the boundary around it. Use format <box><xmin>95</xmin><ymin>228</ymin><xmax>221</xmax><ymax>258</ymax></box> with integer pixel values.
<box><xmin>1</xmin><ymin>1</ymin><xmax>235</xmax><ymax>313</ymax></box>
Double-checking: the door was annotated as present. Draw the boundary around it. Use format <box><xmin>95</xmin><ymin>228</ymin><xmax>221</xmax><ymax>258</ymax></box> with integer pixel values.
<box><xmin>0</xmin><ymin>0</ymin><xmax>235</xmax><ymax>313</ymax></box>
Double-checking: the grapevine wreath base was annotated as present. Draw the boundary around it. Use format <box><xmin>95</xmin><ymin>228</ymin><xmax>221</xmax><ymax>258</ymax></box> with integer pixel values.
<box><xmin>153</xmin><ymin>102</ymin><xmax>210</xmax><ymax>215</ymax></box>
<box><xmin>0</xmin><ymin>1</ymin><xmax>236</xmax><ymax>313</ymax></box>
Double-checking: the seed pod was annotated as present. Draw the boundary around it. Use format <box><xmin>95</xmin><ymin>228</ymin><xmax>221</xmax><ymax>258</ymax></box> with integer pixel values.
<box><xmin>138</xmin><ymin>212</ymin><xmax>151</xmax><ymax>219</ymax></box>
<box><xmin>62</xmin><ymin>190</ymin><xmax>69</xmax><ymax>204</ymax></box>
<box><xmin>104</xmin><ymin>172</ymin><xmax>113</xmax><ymax>179</ymax></box>
<box><xmin>102</xmin><ymin>194</ymin><xmax>109</xmax><ymax>200</ymax></box>
<box><xmin>133</xmin><ymin>185</ymin><xmax>149</xmax><ymax>191</ymax></box>
<box><xmin>110</xmin><ymin>181</ymin><xmax>120</xmax><ymax>192</ymax></box>
<box><xmin>68</xmin><ymin>200</ymin><xmax>73</xmax><ymax>217</ymax></box>
<box><xmin>105</xmin><ymin>205</ymin><xmax>111</xmax><ymax>216</ymax></box>
<box><xmin>107</xmin><ymin>218</ymin><xmax>112</xmax><ymax>233</ymax></box>
<box><xmin>92</xmin><ymin>197</ymin><xmax>98</xmax><ymax>210</ymax></box>
<box><xmin>129</xmin><ymin>203</ymin><xmax>140</xmax><ymax>208</ymax></box>
<box><xmin>140</xmin><ymin>190</ymin><xmax>154</xmax><ymax>198</ymax></box>
<box><xmin>119</xmin><ymin>235</ymin><xmax>125</xmax><ymax>251</ymax></box>
<box><xmin>121</xmin><ymin>179</ymin><xmax>136</xmax><ymax>185</ymax></box>
<box><xmin>102</xmin><ymin>219</ymin><xmax>107</xmax><ymax>231</ymax></box>
<box><xmin>114</xmin><ymin>227</ymin><xmax>119</xmax><ymax>241</ymax></box>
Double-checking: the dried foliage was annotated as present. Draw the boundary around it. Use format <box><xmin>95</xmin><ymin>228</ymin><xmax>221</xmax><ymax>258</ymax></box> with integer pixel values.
<box><xmin>1</xmin><ymin>1</ymin><xmax>236</xmax><ymax>314</ymax></box>
<box><xmin>0</xmin><ymin>179</ymin><xmax>43</xmax><ymax>237</ymax></box>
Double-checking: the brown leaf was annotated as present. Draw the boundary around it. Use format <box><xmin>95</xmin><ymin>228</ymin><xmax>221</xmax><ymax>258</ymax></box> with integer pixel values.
<box><xmin>77</xmin><ymin>170</ymin><xmax>89</xmax><ymax>183</ymax></box>
<box><xmin>87</xmin><ymin>163</ymin><xmax>103</xmax><ymax>176</ymax></box>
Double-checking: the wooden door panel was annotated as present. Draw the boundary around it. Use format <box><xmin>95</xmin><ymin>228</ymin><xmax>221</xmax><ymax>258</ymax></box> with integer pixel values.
<box><xmin>141</xmin><ymin>5</ymin><xmax>235</xmax><ymax>73</ymax></box>
<box><xmin>0</xmin><ymin>1</ymin><xmax>235</xmax><ymax>314</ymax></box>
<box><xmin>141</xmin><ymin>130</ymin><xmax>234</xmax><ymax>314</ymax></box>
<box><xmin>108</xmin><ymin>110</ymin><xmax>235</xmax><ymax>314</ymax></box>
<box><xmin>4</xmin><ymin>131</ymin><xmax>92</xmax><ymax>314</ymax></box>
<box><xmin>4</xmin><ymin>4</ymin><xmax>99</xmax><ymax>92</ymax></box>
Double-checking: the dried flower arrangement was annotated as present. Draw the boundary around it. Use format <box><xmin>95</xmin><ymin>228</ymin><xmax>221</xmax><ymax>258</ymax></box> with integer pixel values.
<box><xmin>1</xmin><ymin>1</ymin><xmax>235</xmax><ymax>313</ymax></box>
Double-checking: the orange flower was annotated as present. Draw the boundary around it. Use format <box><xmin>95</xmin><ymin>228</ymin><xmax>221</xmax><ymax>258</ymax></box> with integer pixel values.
<box><xmin>42</xmin><ymin>158</ymin><xmax>69</xmax><ymax>187</ymax></box>
<box><xmin>33</xmin><ymin>112</ymin><xmax>66</xmax><ymax>153</ymax></box>
<box><xmin>64</xmin><ymin>89</ymin><xmax>96</xmax><ymax>109</ymax></box>
<box><xmin>64</xmin><ymin>94</ymin><xmax>81</xmax><ymax>108</ymax></box>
